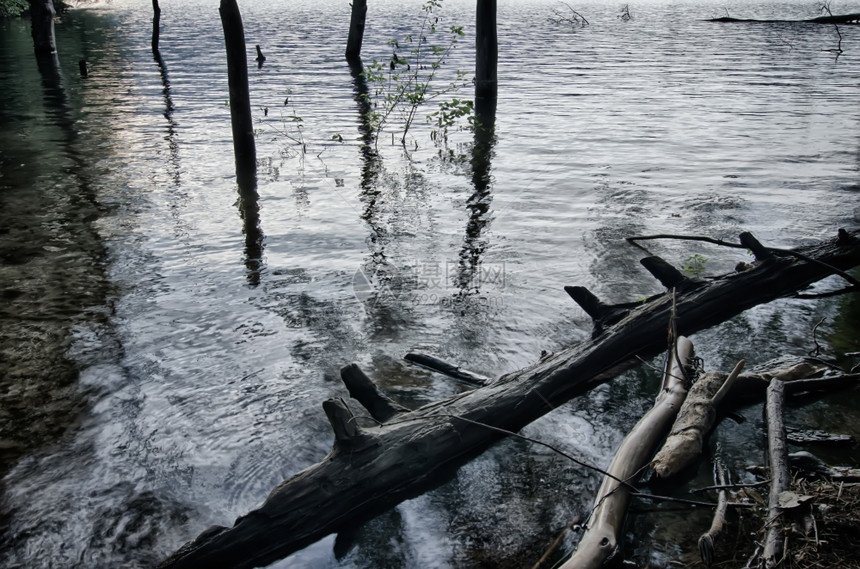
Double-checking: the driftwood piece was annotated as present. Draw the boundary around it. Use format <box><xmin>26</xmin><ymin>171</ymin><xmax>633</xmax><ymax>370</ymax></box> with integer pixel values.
<box><xmin>763</xmin><ymin>379</ymin><xmax>790</xmax><ymax>568</ymax></box>
<box><xmin>721</xmin><ymin>361</ymin><xmax>858</xmax><ymax>407</ymax></box>
<box><xmin>404</xmin><ymin>352</ymin><xmax>490</xmax><ymax>386</ymax></box>
<box><xmin>652</xmin><ymin>360</ymin><xmax>745</xmax><ymax>478</ymax></box>
<box><xmin>709</xmin><ymin>13</ymin><xmax>860</xmax><ymax>24</ymax></box>
<box><xmin>698</xmin><ymin>456</ymin><xmax>729</xmax><ymax>567</ymax></box>
<box><xmin>560</xmin><ymin>337</ymin><xmax>693</xmax><ymax>569</ymax></box>
<box><xmin>157</xmin><ymin>230</ymin><xmax>860</xmax><ymax>569</ymax></box>
<box><xmin>785</xmin><ymin>451</ymin><xmax>860</xmax><ymax>481</ymax></box>
<box><xmin>786</xmin><ymin>428</ymin><xmax>855</xmax><ymax>447</ymax></box>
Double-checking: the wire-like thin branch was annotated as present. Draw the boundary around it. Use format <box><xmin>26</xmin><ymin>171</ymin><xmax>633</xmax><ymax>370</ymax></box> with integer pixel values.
<box><xmin>689</xmin><ymin>479</ymin><xmax>771</xmax><ymax>494</ymax></box>
<box><xmin>626</xmin><ymin>233</ymin><xmax>860</xmax><ymax>289</ymax></box>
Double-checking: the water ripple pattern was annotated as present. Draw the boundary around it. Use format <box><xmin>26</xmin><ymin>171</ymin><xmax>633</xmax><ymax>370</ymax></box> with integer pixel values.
<box><xmin>1</xmin><ymin>0</ymin><xmax>859</xmax><ymax>567</ymax></box>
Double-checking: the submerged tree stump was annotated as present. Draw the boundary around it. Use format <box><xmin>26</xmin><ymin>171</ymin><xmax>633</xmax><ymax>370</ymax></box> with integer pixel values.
<box><xmin>157</xmin><ymin>229</ymin><xmax>860</xmax><ymax>569</ymax></box>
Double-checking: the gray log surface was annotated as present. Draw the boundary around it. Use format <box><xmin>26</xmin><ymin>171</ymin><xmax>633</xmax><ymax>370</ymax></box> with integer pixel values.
<box><xmin>559</xmin><ymin>337</ymin><xmax>693</xmax><ymax>569</ymax></box>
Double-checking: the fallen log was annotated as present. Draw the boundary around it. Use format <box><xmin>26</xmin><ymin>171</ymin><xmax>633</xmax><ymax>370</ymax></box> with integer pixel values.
<box><xmin>652</xmin><ymin>359</ymin><xmax>745</xmax><ymax>478</ymax></box>
<box><xmin>763</xmin><ymin>379</ymin><xmax>790</xmax><ymax>568</ymax></box>
<box><xmin>559</xmin><ymin>336</ymin><xmax>693</xmax><ymax>569</ymax></box>
<box><xmin>157</xmin><ymin>229</ymin><xmax>860</xmax><ymax>569</ymax></box>
<box><xmin>708</xmin><ymin>13</ymin><xmax>860</xmax><ymax>24</ymax></box>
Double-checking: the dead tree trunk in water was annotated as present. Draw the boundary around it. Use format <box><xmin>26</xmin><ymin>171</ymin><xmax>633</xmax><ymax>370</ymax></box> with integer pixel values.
<box><xmin>157</xmin><ymin>229</ymin><xmax>860</xmax><ymax>569</ymax></box>
<box><xmin>475</xmin><ymin>0</ymin><xmax>498</xmax><ymax>103</ymax></box>
<box><xmin>152</xmin><ymin>0</ymin><xmax>162</xmax><ymax>54</ymax></box>
<box><xmin>219</xmin><ymin>0</ymin><xmax>256</xmax><ymax>187</ymax></box>
<box><xmin>29</xmin><ymin>0</ymin><xmax>57</xmax><ymax>56</ymax></box>
<box><xmin>345</xmin><ymin>0</ymin><xmax>367</xmax><ymax>61</ymax></box>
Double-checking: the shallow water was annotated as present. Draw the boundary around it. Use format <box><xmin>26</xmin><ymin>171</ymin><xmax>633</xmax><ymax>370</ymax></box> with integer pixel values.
<box><xmin>1</xmin><ymin>0</ymin><xmax>859</xmax><ymax>567</ymax></box>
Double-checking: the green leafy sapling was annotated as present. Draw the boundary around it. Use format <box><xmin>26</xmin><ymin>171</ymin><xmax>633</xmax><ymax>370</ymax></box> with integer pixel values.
<box><xmin>362</xmin><ymin>0</ymin><xmax>472</xmax><ymax>146</ymax></box>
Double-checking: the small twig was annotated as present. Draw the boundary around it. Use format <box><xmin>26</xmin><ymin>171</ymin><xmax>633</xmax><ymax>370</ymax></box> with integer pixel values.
<box><xmin>699</xmin><ymin>454</ymin><xmax>729</xmax><ymax>567</ymax></box>
<box><xmin>809</xmin><ymin>317</ymin><xmax>826</xmax><ymax>357</ymax></box>
<box><xmin>531</xmin><ymin>516</ymin><xmax>581</xmax><ymax>569</ymax></box>
<box><xmin>744</xmin><ymin>544</ymin><xmax>762</xmax><ymax>569</ymax></box>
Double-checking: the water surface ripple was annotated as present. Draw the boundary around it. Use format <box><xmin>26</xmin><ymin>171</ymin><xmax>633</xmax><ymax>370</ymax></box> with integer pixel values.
<box><xmin>1</xmin><ymin>0</ymin><xmax>859</xmax><ymax>567</ymax></box>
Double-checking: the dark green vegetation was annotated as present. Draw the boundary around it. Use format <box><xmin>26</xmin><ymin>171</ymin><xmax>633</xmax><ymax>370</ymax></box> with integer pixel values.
<box><xmin>0</xmin><ymin>0</ymin><xmax>28</xmax><ymax>18</ymax></box>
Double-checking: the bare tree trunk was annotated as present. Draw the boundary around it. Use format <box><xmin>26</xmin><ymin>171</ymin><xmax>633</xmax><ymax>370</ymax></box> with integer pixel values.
<box><xmin>152</xmin><ymin>0</ymin><xmax>162</xmax><ymax>54</ymax></box>
<box><xmin>475</xmin><ymin>0</ymin><xmax>498</xmax><ymax>103</ymax></box>
<box><xmin>29</xmin><ymin>0</ymin><xmax>57</xmax><ymax>56</ymax></box>
<box><xmin>345</xmin><ymin>0</ymin><xmax>367</xmax><ymax>61</ymax></box>
<box><xmin>219</xmin><ymin>0</ymin><xmax>256</xmax><ymax>187</ymax></box>
<box><xmin>156</xmin><ymin>230</ymin><xmax>860</xmax><ymax>569</ymax></box>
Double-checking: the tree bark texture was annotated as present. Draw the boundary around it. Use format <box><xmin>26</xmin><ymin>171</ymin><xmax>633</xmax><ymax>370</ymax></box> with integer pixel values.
<box><xmin>345</xmin><ymin>0</ymin><xmax>367</xmax><ymax>61</ymax></box>
<box><xmin>475</xmin><ymin>0</ymin><xmax>498</xmax><ymax>102</ymax></box>
<box><xmin>152</xmin><ymin>0</ymin><xmax>162</xmax><ymax>54</ymax></box>
<box><xmin>651</xmin><ymin>360</ymin><xmax>744</xmax><ymax>478</ymax></box>
<box><xmin>157</xmin><ymin>229</ymin><xmax>860</xmax><ymax>569</ymax></box>
<box><xmin>29</xmin><ymin>0</ymin><xmax>57</xmax><ymax>56</ymax></box>
<box><xmin>763</xmin><ymin>379</ymin><xmax>790</xmax><ymax>568</ymax></box>
<box><xmin>219</xmin><ymin>0</ymin><xmax>256</xmax><ymax>186</ymax></box>
<box><xmin>560</xmin><ymin>337</ymin><xmax>693</xmax><ymax>569</ymax></box>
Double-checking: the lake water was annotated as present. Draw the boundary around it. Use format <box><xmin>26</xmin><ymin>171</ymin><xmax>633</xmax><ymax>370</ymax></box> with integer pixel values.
<box><xmin>1</xmin><ymin>0</ymin><xmax>859</xmax><ymax>567</ymax></box>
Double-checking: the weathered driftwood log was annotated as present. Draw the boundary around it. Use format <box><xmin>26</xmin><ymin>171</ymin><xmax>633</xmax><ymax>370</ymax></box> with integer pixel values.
<box><xmin>652</xmin><ymin>360</ymin><xmax>745</xmax><ymax>478</ymax></box>
<box><xmin>763</xmin><ymin>379</ymin><xmax>790</xmax><ymax>568</ymax></box>
<box><xmin>157</xmin><ymin>230</ymin><xmax>860</xmax><ymax>569</ymax></box>
<box><xmin>560</xmin><ymin>337</ymin><xmax>693</xmax><ymax>569</ymax></box>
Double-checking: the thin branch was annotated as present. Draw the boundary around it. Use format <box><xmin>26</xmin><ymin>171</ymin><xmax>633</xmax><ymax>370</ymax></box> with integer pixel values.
<box><xmin>809</xmin><ymin>317</ymin><xmax>826</xmax><ymax>357</ymax></box>
<box><xmin>531</xmin><ymin>516</ymin><xmax>581</xmax><ymax>569</ymax></box>
<box><xmin>689</xmin><ymin>479</ymin><xmax>771</xmax><ymax>494</ymax></box>
<box><xmin>626</xmin><ymin>233</ymin><xmax>860</xmax><ymax>289</ymax></box>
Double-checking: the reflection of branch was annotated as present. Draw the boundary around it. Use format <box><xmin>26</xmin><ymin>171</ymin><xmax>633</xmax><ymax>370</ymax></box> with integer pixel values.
<box><xmin>819</xmin><ymin>1</ymin><xmax>844</xmax><ymax>60</ymax></box>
